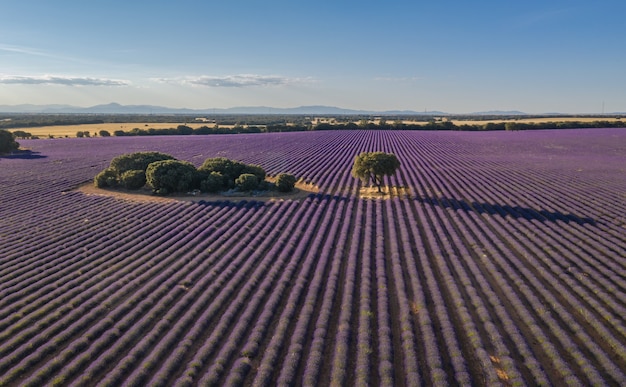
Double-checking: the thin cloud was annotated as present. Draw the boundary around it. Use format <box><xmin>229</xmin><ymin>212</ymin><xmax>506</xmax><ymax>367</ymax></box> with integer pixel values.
<box><xmin>158</xmin><ymin>74</ymin><xmax>311</xmax><ymax>88</ymax></box>
<box><xmin>374</xmin><ymin>76</ymin><xmax>422</xmax><ymax>82</ymax></box>
<box><xmin>0</xmin><ymin>75</ymin><xmax>130</xmax><ymax>86</ymax></box>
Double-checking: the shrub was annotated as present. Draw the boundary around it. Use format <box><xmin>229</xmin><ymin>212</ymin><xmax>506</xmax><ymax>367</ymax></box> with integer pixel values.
<box><xmin>245</xmin><ymin>164</ymin><xmax>266</xmax><ymax>182</ymax></box>
<box><xmin>0</xmin><ymin>130</ymin><xmax>19</xmax><ymax>154</ymax></box>
<box><xmin>199</xmin><ymin>157</ymin><xmax>266</xmax><ymax>188</ymax></box>
<box><xmin>235</xmin><ymin>173</ymin><xmax>259</xmax><ymax>191</ymax></box>
<box><xmin>99</xmin><ymin>130</ymin><xmax>111</xmax><ymax>137</ymax></box>
<box><xmin>12</xmin><ymin>130</ymin><xmax>32</xmax><ymax>139</ymax></box>
<box><xmin>199</xmin><ymin>171</ymin><xmax>225</xmax><ymax>193</ymax></box>
<box><xmin>94</xmin><ymin>167</ymin><xmax>118</xmax><ymax>188</ymax></box>
<box><xmin>275</xmin><ymin>173</ymin><xmax>297</xmax><ymax>192</ymax></box>
<box><xmin>111</xmin><ymin>152</ymin><xmax>176</xmax><ymax>175</ymax></box>
<box><xmin>199</xmin><ymin>157</ymin><xmax>248</xmax><ymax>188</ymax></box>
<box><xmin>76</xmin><ymin>131</ymin><xmax>84</xmax><ymax>138</ymax></box>
<box><xmin>146</xmin><ymin>160</ymin><xmax>197</xmax><ymax>195</ymax></box>
<box><xmin>119</xmin><ymin>170</ymin><xmax>146</xmax><ymax>190</ymax></box>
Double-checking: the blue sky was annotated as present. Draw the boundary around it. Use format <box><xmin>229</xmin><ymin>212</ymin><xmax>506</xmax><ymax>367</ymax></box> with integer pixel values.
<box><xmin>1</xmin><ymin>0</ymin><xmax>625</xmax><ymax>113</ymax></box>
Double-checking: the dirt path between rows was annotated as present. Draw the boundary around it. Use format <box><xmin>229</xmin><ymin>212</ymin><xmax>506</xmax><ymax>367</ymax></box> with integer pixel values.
<box><xmin>75</xmin><ymin>181</ymin><xmax>320</xmax><ymax>203</ymax></box>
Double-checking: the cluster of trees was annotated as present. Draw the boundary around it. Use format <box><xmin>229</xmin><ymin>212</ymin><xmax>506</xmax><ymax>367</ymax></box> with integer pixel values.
<box><xmin>110</xmin><ymin>124</ymin><xmax>303</xmax><ymax>137</ymax></box>
<box><xmin>0</xmin><ymin>129</ymin><xmax>19</xmax><ymax>154</ymax></box>
<box><xmin>0</xmin><ymin>115</ymin><xmax>105</xmax><ymax>130</ymax></box>
<box><xmin>75</xmin><ymin>130</ymin><xmax>111</xmax><ymax>137</ymax></box>
<box><xmin>94</xmin><ymin>152</ymin><xmax>297</xmax><ymax>196</ymax></box>
<box><xmin>105</xmin><ymin>119</ymin><xmax>626</xmax><ymax>137</ymax></box>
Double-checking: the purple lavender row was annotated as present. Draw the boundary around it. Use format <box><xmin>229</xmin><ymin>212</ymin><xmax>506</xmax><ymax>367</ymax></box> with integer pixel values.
<box><xmin>354</xmin><ymin>199</ymin><xmax>374</xmax><ymax>385</ymax></box>
<box><xmin>232</xmin><ymin>196</ymin><xmax>327</xmax><ymax>375</ymax></box>
<box><xmin>64</xmin><ymin>204</ymin><xmax>252</xmax><ymax>385</ymax></box>
<box><xmin>416</xmin><ymin>195</ymin><xmax>502</xmax><ymax>385</ymax></box>
<box><xmin>379</xmin><ymin>198</ymin><xmax>422</xmax><ymax>386</ymax></box>
<box><xmin>443</xmin><ymin>159</ymin><xmax>626</xmax><ymax>299</ymax></box>
<box><xmin>400</xmin><ymin>136</ymin><xmax>588</xmax><ymax>383</ymax></box>
<box><xmin>0</xmin><ymin>193</ymin><xmax>119</xmax><ymax>260</ymax></box>
<box><xmin>190</xmin><ymin>202</ymin><xmax>302</xmax><ymax>386</ymax></box>
<box><xmin>200</xmin><ymin>197</ymin><xmax>330</xmax><ymax>385</ymax></box>
<box><xmin>149</xmin><ymin>202</ymin><xmax>291</xmax><ymax>386</ymax></box>
<box><xmin>446</xmin><ymin>144</ymin><xmax>626</xmax><ymax>260</ymax></box>
<box><xmin>32</xmin><ymin>204</ymin><xmax>237</xmax><ymax>386</ymax></box>
<box><xmin>220</xmin><ymin>200</ymin><xmax>330</xmax><ymax>387</ymax></box>
<box><xmin>0</xmin><ymin>193</ymin><xmax>149</xmax><ymax>270</ymax></box>
<box><xmin>0</xmin><ymin>201</ymin><xmax>199</xmax><ymax>322</ymax></box>
<box><xmin>301</xmin><ymin>197</ymin><xmax>355</xmax><ymax>385</ymax></box>
<box><xmin>0</xmin><ymin>202</ymin><xmax>207</xmax><ymax>371</ymax></box>
<box><xmin>432</xmin><ymin>201</ymin><xmax>527</xmax><ymax>384</ymax></box>
<box><xmin>393</xmin><ymin>164</ymin><xmax>470</xmax><ymax>384</ymax></box>
<box><xmin>482</xmin><ymin>217</ymin><xmax>626</xmax><ymax>383</ymax></box>
<box><xmin>440</xmin><ymin>203</ymin><xmax>552</xmax><ymax>384</ymax></box>
<box><xmin>328</xmin><ymin>198</ymin><xmax>364</xmax><ymax>386</ymax></box>
<box><xmin>118</xmin><ymin>203</ymin><xmax>271</xmax><ymax>386</ymax></box>
<box><xmin>0</xmin><ymin>203</ymin><xmax>232</xmax><ymax>384</ymax></box>
<box><xmin>445</xmin><ymin>157</ymin><xmax>626</xmax><ymax>348</ymax></box>
<box><xmin>373</xmin><ymin>200</ymin><xmax>394</xmax><ymax>386</ymax></box>
<box><xmin>436</xmin><ymin>151</ymin><xmax>626</xmax><ymax>322</ymax></box>
<box><xmin>0</xmin><ymin>201</ymin><xmax>180</xmax><ymax>324</ymax></box>
<box><xmin>272</xmin><ymin>197</ymin><xmax>343</xmax><ymax>386</ymax></box>
<box><xmin>251</xmin><ymin>197</ymin><xmax>339</xmax><ymax>387</ymax></box>
<box><xmin>96</xmin><ymin>202</ymin><xmax>264</xmax><ymax>386</ymax></box>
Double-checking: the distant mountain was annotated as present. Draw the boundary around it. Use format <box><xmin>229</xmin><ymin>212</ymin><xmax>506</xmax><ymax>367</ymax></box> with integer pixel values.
<box><xmin>0</xmin><ymin>103</ymin><xmax>448</xmax><ymax>115</ymax></box>
<box><xmin>468</xmin><ymin>110</ymin><xmax>527</xmax><ymax>115</ymax></box>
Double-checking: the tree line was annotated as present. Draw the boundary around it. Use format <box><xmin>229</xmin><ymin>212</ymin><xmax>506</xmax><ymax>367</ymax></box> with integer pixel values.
<box><xmin>107</xmin><ymin>119</ymin><xmax>626</xmax><ymax>137</ymax></box>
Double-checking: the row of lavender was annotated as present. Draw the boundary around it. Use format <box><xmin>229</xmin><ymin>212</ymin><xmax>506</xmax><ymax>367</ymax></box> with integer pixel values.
<box><xmin>0</xmin><ymin>129</ymin><xmax>625</xmax><ymax>385</ymax></box>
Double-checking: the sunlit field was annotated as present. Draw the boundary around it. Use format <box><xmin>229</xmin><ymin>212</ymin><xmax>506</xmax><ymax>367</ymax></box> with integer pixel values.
<box><xmin>1</xmin><ymin>129</ymin><xmax>625</xmax><ymax>385</ymax></box>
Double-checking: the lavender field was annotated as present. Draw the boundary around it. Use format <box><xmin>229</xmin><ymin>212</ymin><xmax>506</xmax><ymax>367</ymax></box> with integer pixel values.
<box><xmin>1</xmin><ymin>129</ymin><xmax>625</xmax><ymax>386</ymax></box>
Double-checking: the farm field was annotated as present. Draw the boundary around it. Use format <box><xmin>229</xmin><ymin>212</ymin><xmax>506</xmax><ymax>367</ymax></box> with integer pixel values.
<box><xmin>1</xmin><ymin>129</ymin><xmax>625</xmax><ymax>386</ymax></box>
<box><xmin>7</xmin><ymin>122</ymin><xmax>210</xmax><ymax>139</ymax></box>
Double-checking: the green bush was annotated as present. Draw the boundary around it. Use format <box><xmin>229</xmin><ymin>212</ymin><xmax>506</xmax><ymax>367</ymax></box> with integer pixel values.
<box><xmin>275</xmin><ymin>173</ymin><xmax>297</xmax><ymax>192</ymax></box>
<box><xmin>235</xmin><ymin>173</ymin><xmax>259</xmax><ymax>191</ymax></box>
<box><xmin>146</xmin><ymin>160</ymin><xmax>197</xmax><ymax>195</ymax></box>
<box><xmin>99</xmin><ymin>130</ymin><xmax>111</xmax><ymax>137</ymax></box>
<box><xmin>199</xmin><ymin>171</ymin><xmax>225</xmax><ymax>193</ymax></box>
<box><xmin>245</xmin><ymin>164</ymin><xmax>266</xmax><ymax>183</ymax></box>
<box><xmin>0</xmin><ymin>130</ymin><xmax>19</xmax><ymax>154</ymax></box>
<box><xmin>94</xmin><ymin>167</ymin><xmax>119</xmax><ymax>188</ymax></box>
<box><xmin>119</xmin><ymin>169</ymin><xmax>146</xmax><ymax>190</ymax></box>
<box><xmin>199</xmin><ymin>157</ymin><xmax>266</xmax><ymax>188</ymax></box>
<box><xmin>111</xmin><ymin>152</ymin><xmax>176</xmax><ymax>175</ymax></box>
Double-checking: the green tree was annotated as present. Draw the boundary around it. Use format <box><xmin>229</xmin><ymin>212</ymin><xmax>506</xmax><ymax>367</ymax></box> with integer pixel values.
<box><xmin>351</xmin><ymin>151</ymin><xmax>401</xmax><ymax>193</ymax></box>
<box><xmin>235</xmin><ymin>173</ymin><xmax>259</xmax><ymax>191</ymax></box>
<box><xmin>146</xmin><ymin>160</ymin><xmax>197</xmax><ymax>195</ymax></box>
<box><xmin>110</xmin><ymin>152</ymin><xmax>176</xmax><ymax>175</ymax></box>
<box><xmin>0</xmin><ymin>130</ymin><xmax>19</xmax><ymax>154</ymax></box>
<box><xmin>275</xmin><ymin>173</ymin><xmax>297</xmax><ymax>192</ymax></box>
<box><xmin>99</xmin><ymin>130</ymin><xmax>111</xmax><ymax>137</ymax></box>
<box><xmin>12</xmin><ymin>130</ymin><xmax>32</xmax><ymax>139</ymax></box>
<box><xmin>199</xmin><ymin>171</ymin><xmax>225</xmax><ymax>193</ymax></box>
<box><xmin>94</xmin><ymin>167</ymin><xmax>118</xmax><ymax>188</ymax></box>
<box><xmin>119</xmin><ymin>170</ymin><xmax>147</xmax><ymax>190</ymax></box>
<box><xmin>199</xmin><ymin>157</ymin><xmax>266</xmax><ymax>188</ymax></box>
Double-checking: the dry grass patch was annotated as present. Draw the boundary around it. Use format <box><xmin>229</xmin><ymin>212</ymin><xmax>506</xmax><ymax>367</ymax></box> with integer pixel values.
<box><xmin>9</xmin><ymin>122</ymin><xmax>213</xmax><ymax>138</ymax></box>
<box><xmin>358</xmin><ymin>185</ymin><xmax>411</xmax><ymax>199</ymax></box>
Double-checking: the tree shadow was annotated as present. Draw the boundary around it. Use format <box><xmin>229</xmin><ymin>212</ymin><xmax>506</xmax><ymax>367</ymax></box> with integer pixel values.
<box><xmin>416</xmin><ymin>196</ymin><xmax>596</xmax><ymax>226</ymax></box>
<box><xmin>0</xmin><ymin>150</ymin><xmax>47</xmax><ymax>159</ymax></box>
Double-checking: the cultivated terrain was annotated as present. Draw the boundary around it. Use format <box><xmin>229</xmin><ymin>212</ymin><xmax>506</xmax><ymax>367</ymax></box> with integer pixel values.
<box><xmin>1</xmin><ymin>129</ymin><xmax>625</xmax><ymax>386</ymax></box>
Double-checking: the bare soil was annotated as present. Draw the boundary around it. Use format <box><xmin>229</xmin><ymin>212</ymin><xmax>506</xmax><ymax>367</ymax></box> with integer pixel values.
<box><xmin>75</xmin><ymin>181</ymin><xmax>320</xmax><ymax>203</ymax></box>
<box><xmin>358</xmin><ymin>186</ymin><xmax>411</xmax><ymax>199</ymax></box>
